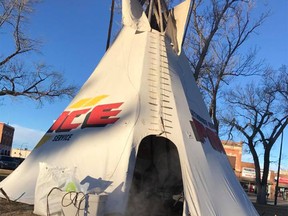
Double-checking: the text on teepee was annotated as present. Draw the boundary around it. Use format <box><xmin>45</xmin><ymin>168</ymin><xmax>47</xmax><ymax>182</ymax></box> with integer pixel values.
<box><xmin>48</xmin><ymin>102</ymin><xmax>123</xmax><ymax>132</ymax></box>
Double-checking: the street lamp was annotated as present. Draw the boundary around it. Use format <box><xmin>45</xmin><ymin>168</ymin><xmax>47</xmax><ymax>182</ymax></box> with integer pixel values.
<box><xmin>274</xmin><ymin>131</ymin><xmax>284</xmax><ymax>205</ymax></box>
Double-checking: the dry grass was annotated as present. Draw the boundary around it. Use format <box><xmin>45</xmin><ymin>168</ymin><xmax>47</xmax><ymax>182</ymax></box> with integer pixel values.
<box><xmin>1</xmin><ymin>197</ymin><xmax>288</xmax><ymax>216</ymax></box>
<box><xmin>0</xmin><ymin>198</ymin><xmax>35</xmax><ymax>216</ymax></box>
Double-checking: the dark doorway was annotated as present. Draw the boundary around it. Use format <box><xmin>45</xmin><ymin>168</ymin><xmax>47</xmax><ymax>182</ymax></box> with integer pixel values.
<box><xmin>126</xmin><ymin>135</ymin><xmax>183</xmax><ymax>216</ymax></box>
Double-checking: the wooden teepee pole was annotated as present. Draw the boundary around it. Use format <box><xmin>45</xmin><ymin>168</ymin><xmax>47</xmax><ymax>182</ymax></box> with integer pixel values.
<box><xmin>106</xmin><ymin>0</ymin><xmax>115</xmax><ymax>51</ymax></box>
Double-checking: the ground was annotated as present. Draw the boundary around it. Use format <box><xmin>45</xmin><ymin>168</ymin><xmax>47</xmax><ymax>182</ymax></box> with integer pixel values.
<box><xmin>254</xmin><ymin>203</ymin><xmax>288</xmax><ymax>216</ymax></box>
<box><xmin>0</xmin><ymin>198</ymin><xmax>34</xmax><ymax>216</ymax></box>
<box><xmin>1</xmin><ymin>169</ymin><xmax>287</xmax><ymax>215</ymax></box>
<box><xmin>0</xmin><ymin>197</ymin><xmax>287</xmax><ymax>216</ymax></box>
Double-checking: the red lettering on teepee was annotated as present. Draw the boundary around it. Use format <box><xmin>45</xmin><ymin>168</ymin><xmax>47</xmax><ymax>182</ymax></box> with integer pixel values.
<box><xmin>206</xmin><ymin>128</ymin><xmax>225</xmax><ymax>153</ymax></box>
<box><xmin>190</xmin><ymin>119</ymin><xmax>206</xmax><ymax>142</ymax></box>
<box><xmin>58</xmin><ymin>109</ymin><xmax>90</xmax><ymax>132</ymax></box>
<box><xmin>82</xmin><ymin>102</ymin><xmax>123</xmax><ymax>128</ymax></box>
<box><xmin>48</xmin><ymin>111</ymin><xmax>70</xmax><ymax>133</ymax></box>
<box><xmin>191</xmin><ymin>118</ymin><xmax>224</xmax><ymax>153</ymax></box>
<box><xmin>47</xmin><ymin>102</ymin><xmax>124</xmax><ymax>133</ymax></box>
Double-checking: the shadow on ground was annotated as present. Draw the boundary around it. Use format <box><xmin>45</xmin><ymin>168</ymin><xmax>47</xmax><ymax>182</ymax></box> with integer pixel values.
<box><xmin>0</xmin><ymin>197</ymin><xmax>288</xmax><ymax>216</ymax></box>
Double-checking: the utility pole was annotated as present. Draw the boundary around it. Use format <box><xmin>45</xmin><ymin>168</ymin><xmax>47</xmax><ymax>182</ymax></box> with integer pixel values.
<box><xmin>106</xmin><ymin>0</ymin><xmax>115</xmax><ymax>51</ymax></box>
<box><xmin>274</xmin><ymin>131</ymin><xmax>284</xmax><ymax>205</ymax></box>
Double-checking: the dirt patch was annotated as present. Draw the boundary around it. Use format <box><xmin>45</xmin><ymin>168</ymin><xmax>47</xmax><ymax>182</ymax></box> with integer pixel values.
<box><xmin>254</xmin><ymin>203</ymin><xmax>288</xmax><ymax>216</ymax></box>
<box><xmin>0</xmin><ymin>197</ymin><xmax>287</xmax><ymax>216</ymax></box>
<box><xmin>0</xmin><ymin>198</ymin><xmax>35</xmax><ymax>216</ymax></box>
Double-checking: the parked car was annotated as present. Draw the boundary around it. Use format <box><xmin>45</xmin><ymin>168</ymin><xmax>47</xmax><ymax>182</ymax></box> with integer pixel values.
<box><xmin>12</xmin><ymin>157</ymin><xmax>25</xmax><ymax>167</ymax></box>
<box><xmin>0</xmin><ymin>155</ymin><xmax>18</xmax><ymax>170</ymax></box>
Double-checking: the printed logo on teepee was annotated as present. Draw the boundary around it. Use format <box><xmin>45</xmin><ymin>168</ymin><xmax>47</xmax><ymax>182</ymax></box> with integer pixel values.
<box><xmin>190</xmin><ymin>118</ymin><xmax>225</xmax><ymax>153</ymax></box>
<box><xmin>68</xmin><ymin>95</ymin><xmax>109</xmax><ymax>109</ymax></box>
<box><xmin>48</xmin><ymin>95</ymin><xmax>124</xmax><ymax>133</ymax></box>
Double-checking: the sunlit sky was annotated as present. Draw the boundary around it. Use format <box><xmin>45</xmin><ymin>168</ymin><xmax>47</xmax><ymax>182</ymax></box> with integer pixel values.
<box><xmin>1</xmin><ymin>0</ymin><xmax>288</xmax><ymax>170</ymax></box>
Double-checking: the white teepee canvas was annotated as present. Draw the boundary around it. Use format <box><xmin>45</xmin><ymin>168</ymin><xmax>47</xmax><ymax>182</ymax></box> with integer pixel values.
<box><xmin>0</xmin><ymin>1</ymin><xmax>259</xmax><ymax>215</ymax></box>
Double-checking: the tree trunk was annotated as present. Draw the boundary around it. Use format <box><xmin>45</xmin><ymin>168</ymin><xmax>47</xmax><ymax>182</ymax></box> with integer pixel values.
<box><xmin>256</xmin><ymin>183</ymin><xmax>267</xmax><ymax>204</ymax></box>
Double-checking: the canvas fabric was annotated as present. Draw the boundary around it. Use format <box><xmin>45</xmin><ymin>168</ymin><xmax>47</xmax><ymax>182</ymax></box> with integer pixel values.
<box><xmin>0</xmin><ymin>1</ymin><xmax>259</xmax><ymax>215</ymax></box>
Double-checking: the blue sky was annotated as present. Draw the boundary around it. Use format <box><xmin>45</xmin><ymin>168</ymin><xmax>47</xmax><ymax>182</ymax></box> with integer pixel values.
<box><xmin>1</xmin><ymin>1</ymin><xmax>114</xmax><ymax>148</ymax></box>
<box><xmin>1</xmin><ymin>0</ymin><xmax>287</xmax><ymax>169</ymax></box>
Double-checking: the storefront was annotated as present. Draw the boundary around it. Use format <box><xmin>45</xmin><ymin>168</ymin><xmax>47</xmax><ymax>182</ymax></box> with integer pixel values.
<box><xmin>276</xmin><ymin>176</ymin><xmax>288</xmax><ymax>200</ymax></box>
<box><xmin>239</xmin><ymin>167</ymin><xmax>273</xmax><ymax>197</ymax></box>
<box><xmin>222</xmin><ymin>140</ymin><xmax>288</xmax><ymax>200</ymax></box>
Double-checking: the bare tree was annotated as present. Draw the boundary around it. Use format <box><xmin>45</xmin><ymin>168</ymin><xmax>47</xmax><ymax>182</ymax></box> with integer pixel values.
<box><xmin>184</xmin><ymin>0</ymin><xmax>269</xmax><ymax>133</ymax></box>
<box><xmin>275</xmin><ymin>65</ymin><xmax>288</xmax><ymax>102</ymax></box>
<box><xmin>222</xmin><ymin>67</ymin><xmax>288</xmax><ymax>204</ymax></box>
<box><xmin>0</xmin><ymin>0</ymin><xmax>77</xmax><ymax>104</ymax></box>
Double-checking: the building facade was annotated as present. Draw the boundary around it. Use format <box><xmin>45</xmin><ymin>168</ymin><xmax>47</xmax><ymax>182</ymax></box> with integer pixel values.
<box><xmin>222</xmin><ymin>140</ymin><xmax>242</xmax><ymax>178</ymax></box>
<box><xmin>222</xmin><ymin>140</ymin><xmax>288</xmax><ymax>200</ymax></box>
<box><xmin>10</xmin><ymin>148</ymin><xmax>31</xmax><ymax>158</ymax></box>
<box><xmin>0</xmin><ymin>123</ymin><xmax>15</xmax><ymax>156</ymax></box>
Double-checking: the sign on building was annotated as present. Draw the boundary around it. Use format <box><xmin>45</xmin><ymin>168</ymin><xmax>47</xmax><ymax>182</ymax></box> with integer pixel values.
<box><xmin>242</xmin><ymin>167</ymin><xmax>270</xmax><ymax>180</ymax></box>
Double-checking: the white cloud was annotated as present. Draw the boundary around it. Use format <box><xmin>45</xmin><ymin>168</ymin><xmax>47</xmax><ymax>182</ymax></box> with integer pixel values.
<box><xmin>11</xmin><ymin>124</ymin><xmax>46</xmax><ymax>150</ymax></box>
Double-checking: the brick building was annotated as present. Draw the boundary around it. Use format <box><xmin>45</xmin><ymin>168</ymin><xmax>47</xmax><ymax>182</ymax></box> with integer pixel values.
<box><xmin>222</xmin><ymin>140</ymin><xmax>242</xmax><ymax>178</ymax></box>
<box><xmin>0</xmin><ymin>123</ymin><xmax>15</xmax><ymax>156</ymax></box>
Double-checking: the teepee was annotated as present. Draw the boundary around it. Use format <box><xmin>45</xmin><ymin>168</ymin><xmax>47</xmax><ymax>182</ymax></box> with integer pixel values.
<box><xmin>0</xmin><ymin>0</ymin><xmax>259</xmax><ymax>215</ymax></box>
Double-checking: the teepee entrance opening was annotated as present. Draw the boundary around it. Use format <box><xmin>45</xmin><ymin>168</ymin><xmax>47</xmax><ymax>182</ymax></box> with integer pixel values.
<box><xmin>126</xmin><ymin>135</ymin><xmax>183</xmax><ymax>216</ymax></box>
